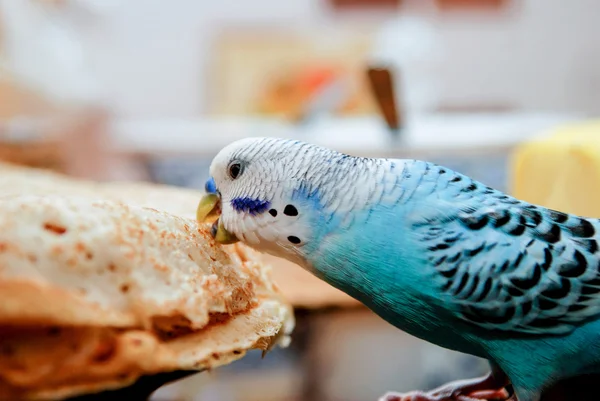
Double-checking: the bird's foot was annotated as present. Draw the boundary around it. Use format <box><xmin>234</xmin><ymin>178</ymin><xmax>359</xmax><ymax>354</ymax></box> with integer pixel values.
<box><xmin>378</xmin><ymin>373</ymin><xmax>510</xmax><ymax>401</ymax></box>
<box><xmin>378</xmin><ymin>389</ymin><xmax>508</xmax><ymax>401</ymax></box>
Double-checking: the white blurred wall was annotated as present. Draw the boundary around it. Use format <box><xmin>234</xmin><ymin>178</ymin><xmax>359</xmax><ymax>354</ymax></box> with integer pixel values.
<box><xmin>434</xmin><ymin>0</ymin><xmax>600</xmax><ymax>115</ymax></box>
<box><xmin>3</xmin><ymin>0</ymin><xmax>599</xmax><ymax>117</ymax></box>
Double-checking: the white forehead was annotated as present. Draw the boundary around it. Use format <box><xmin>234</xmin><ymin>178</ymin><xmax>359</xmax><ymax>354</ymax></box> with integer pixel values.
<box><xmin>209</xmin><ymin>137</ymin><xmax>315</xmax><ymax>174</ymax></box>
<box><xmin>210</xmin><ymin>137</ymin><xmax>267</xmax><ymax>168</ymax></box>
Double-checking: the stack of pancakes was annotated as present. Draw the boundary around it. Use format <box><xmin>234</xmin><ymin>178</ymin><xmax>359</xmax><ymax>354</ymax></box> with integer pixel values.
<box><xmin>0</xmin><ymin>163</ymin><xmax>294</xmax><ymax>400</ymax></box>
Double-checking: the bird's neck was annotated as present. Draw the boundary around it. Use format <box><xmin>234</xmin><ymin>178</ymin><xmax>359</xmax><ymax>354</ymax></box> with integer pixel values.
<box><xmin>306</xmin><ymin>240</ymin><xmax>484</xmax><ymax>355</ymax></box>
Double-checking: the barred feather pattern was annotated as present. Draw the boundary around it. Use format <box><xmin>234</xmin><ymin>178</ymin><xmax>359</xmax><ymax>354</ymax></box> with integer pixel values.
<box><xmin>407</xmin><ymin>161</ymin><xmax>600</xmax><ymax>336</ymax></box>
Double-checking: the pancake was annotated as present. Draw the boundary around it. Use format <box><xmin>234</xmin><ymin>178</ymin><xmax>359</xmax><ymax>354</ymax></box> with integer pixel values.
<box><xmin>0</xmin><ymin>164</ymin><xmax>293</xmax><ymax>400</ymax></box>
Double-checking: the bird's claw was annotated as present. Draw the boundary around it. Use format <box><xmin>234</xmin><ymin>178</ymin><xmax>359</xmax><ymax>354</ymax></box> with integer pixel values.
<box><xmin>378</xmin><ymin>391</ymin><xmax>473</xmax><ymax>401</ymax></box>
<box><xmin>378</xmin><ymin>388</ymin><xmax>509</xmax><ymax>401</ymax></box>
<box><xmin>378</xmin><ymin>370</ymin><xmax>511</xmax><ymax>401</ymax></box>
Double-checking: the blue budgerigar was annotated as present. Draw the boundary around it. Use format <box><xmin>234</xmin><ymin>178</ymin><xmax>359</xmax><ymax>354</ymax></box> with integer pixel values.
<box><xmin>196</xmin><ymin>137</ymin><xmax>600</xmax><ymax>401</ymax></box>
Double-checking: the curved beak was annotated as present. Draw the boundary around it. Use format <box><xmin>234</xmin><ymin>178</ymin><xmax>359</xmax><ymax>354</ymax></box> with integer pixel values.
<box><xmin>196</xmin><ymin>193</ymin><xmax>222</xmax><ymax>224</ymax></box>
<box><xmin>196</xmin><ymin>181</ymin><xmax>239</xmax><ymax>244</ymax></box>
<box><xmin>210</xmin><ymin>216</ymin><xmax>239</xmax><ymax>245</ymax></box>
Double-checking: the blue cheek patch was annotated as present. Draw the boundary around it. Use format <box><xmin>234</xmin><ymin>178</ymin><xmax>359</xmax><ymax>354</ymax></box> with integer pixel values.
<box><xmin>231</xmin><ymin>197</ymin><xmax>271</xmax><ymax>215</ymax></box>
<box><xmin>292</xmin><ymin>181</ymin><xmax>321</xmax><ymax>205</ymax></box>
<box><xmin>205</xmin><ymin>177</ymin><xmax>217</xmax><ymax>194</ymax></box>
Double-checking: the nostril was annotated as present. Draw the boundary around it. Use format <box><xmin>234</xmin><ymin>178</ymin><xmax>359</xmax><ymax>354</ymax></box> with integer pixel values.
<box><xmin>205</xmin><ymin>177</ymin><xmax>217</xmax><ymax>194</ymax></box>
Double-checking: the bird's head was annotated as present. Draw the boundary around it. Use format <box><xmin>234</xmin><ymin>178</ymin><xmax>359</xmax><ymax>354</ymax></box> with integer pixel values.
<box><xmin>197</xmin><ymin>137</ymin><xmax>338</xmax><ymax>266</ymax></box>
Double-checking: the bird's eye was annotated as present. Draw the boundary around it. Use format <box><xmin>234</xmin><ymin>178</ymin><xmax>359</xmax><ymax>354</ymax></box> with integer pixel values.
<box><xmin>228</xmin><ymin>162</ymin><xmax>243</xmax><ymax>180</ymax></box>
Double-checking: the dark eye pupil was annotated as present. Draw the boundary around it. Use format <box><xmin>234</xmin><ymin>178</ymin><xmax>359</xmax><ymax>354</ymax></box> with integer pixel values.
<box><xmin>229</xmin><ymin>163</ymin><xmax>241</xmax><ymax>179</ymax></box>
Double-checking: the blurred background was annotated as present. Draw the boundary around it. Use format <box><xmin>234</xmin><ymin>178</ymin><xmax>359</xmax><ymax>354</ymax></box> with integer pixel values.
<box><xmin>0</xmin><ymin>0</ymin><xmax>598</xmax><ymax>400</ymax></box>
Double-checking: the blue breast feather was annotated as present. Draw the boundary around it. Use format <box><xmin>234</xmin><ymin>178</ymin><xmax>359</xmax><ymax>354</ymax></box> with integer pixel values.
<box><xmin>231</xmin><ymin>197</ymin><xmax>271</xmax><ymax>215</ymax></box>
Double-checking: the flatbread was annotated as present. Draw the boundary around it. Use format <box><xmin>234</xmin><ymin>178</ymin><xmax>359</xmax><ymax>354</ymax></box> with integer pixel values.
<box><xmin>0</xmin><ymin>162</ymin><xmax>359</xmax><ymax>310</ymax></box>
<box><xmin>0</xmin><ymin>163</ymin><xmax>200</xmax><ymax>219</ymax></box>
<box><xmin>0</xmin><ymin>164</ymin><xmax>294</xmax><ymax>400</ymax></box>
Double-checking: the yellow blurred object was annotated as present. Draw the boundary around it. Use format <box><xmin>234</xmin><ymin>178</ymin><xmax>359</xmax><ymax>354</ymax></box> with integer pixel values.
<box><xmin>510</xmin><ymin>120</ymin><xmax>600</xmax><ymax>218</ymax></box>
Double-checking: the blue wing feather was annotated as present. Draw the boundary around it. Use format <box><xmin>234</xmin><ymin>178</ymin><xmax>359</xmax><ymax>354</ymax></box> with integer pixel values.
<box><xmin>409</xmin><ymin>164</ymin><xmax>600</xmax><ymax>335</ymax></box>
